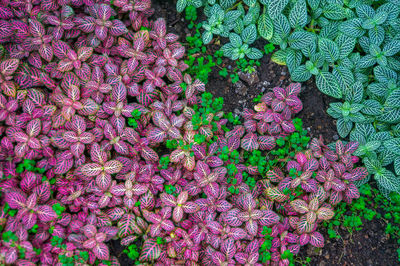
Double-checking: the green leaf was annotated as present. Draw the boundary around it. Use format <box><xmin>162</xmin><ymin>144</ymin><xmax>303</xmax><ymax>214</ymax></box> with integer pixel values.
<box><xmin>229</xmin><ymin>33</ymin><xmax>242</xmax><ymax>47</ymax></box>
<box><xmin>375</xmin><ymin>169</ymin><xmax>400</xmax><ymax>192</ymax></box>
<box><xmin>177</xmin><ymin>0</ymin><xmax>187</xmax><ymax>12</ymax></box>
<box><xmin>339</xmin><ymin>18</ymin><xmax>366</xmax><ymax>37</ymax></box>
<box><xmin>318</xmin><ymin>38</ymin><xmax>339</xmax><ymax>63</ymax></box>
<box><xmin>307</xmin><ymin>0</ymin><xmax>320</xmax><ymax>9</ymax></box>
<box><xmin>258</xmin><ymin>13</ymin><xmax>274</xmax><ymax>40</ymax></box>
<box><xmin>368</xmin><ymin>26</ymin><xmax>384</xmax><ymax>46</ymax></box>
<box><xmin>202</xmin><ymin>31</ymin><xmax>213</xmax><ymax>44</ymax></box>
<box><xmin>268</xmin><ymin>0</ymin><xmax>289</xmax><ymax>19</ymax></box>
<box><xmin>374</xmin><ymin>65</ymin><xmax>397</xmax><ymax>83</ymax></box>
<box><xmin>383</xmin><ymin>40</ymin><xmax>400</xmax><ymax>57</ymax></box>
<box><xmin>288</xmin><ymin>31</ymin><xmax>315</xmax><ymax>50</ymax></box>
<box><xmin>246</xmin><ymin>48</ymin><xmax>263</xmax><ymax>59</ymax></box>
<box><xmin>378</xmin><ymin>108</ymin><xmax>400</xmax><ymax>123</ymax></box>
<box><xmin>224</xmin><ymin>11</ymin><xmax>242</xmax><ymax>24</ymax></box>
<box><xmin>323</xmin><ymin>4</ymin><xmax>347</xmax><ymax>20</ymax></box>
<box><xmin>335</xmin><ymin>34</ymin><xmax>356</xmax><ymax>59</ymax></box>
<box><xmin>337</xmin><ymin>118</ymin><xmax>353</xmax><ymax>137</ymax></box>
<box><xmin>364</xmin><ymin>157</ymin><xmax>381</xmax><ymax>174</ymax></box>
<box><xmin>332</xmin><ymin>66</ymin><xmax>354</xmax><ymax>92</ymax></box>
<box><xmin>395</xmin><ymin>157</ymin><xmax>400</xmax><ymax>176</ymax></box>
<box><xmin>273</xmin><ymin>14</ymin><xmax>290</xmax><ymax>39</ymax></box>
<box><xmin>384</xmin><ymin>138</ymin><xmax>400</xmax><ymax>155</ymax></box>
<box><xmin>271</xmin><ymin>49</ymin><xmax>287</xmax><ymax>65</ymax></box>
<box><xmin>316</xmin><ymin>71</ymin><xmax>342</xmax><ymax>98</ymax></box>
<box><xmin>356</xmin><ymin>4</ymin><xmax>375</xmax><ymax>19</ymax></box>
<box><xmin>361</xmin><ymin>100</ymin><xmax>383</xmax><ymax>115</ymax></box>
<box><xmin>386</xmin><ymin>90</ymin><xmax>400</xmax><ymax>108</ymax></box>
<box><xmin>221</xmin><ymin>43</ymin><xmax>235</xmax><ymax>58</ymax></box>
<box><xmin>241</xmin><ymin>24</ymin><xmax>257</xmax><ymax>44</ymax></box>
<box><xmin>291</xmin><ymin>65</ymin><xmax>312</xmax><ymax>82</ymax></box>
<box><xmin>289</xmin><ymin>0</ymin><xmax>307</xmax><ymax>28</ymax></box>
<box><xmin>345</xmin><ymin>81</ymin><xmax>363</xmax><ymax>103</ymax></box>
<box><xmin>358</xmin><ymin>55</ymin><xmax>376</xmax><ymax>68</ymax></box>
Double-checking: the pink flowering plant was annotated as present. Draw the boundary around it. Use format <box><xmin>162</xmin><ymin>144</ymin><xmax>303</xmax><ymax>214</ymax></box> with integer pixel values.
<box><xmin>0</xmin><ymin>0</ymin><xmax>369</xmax><ymax>265</ymax></box>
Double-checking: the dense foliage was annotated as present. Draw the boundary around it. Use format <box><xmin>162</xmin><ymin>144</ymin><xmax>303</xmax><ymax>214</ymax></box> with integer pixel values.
<box><xmin>176</xmin><ymin>0</ymin><xmax>400</xmax><ymax>199</ymax></box>
<box><xmin>0</xmin><ymin>0</ymin><xmax>370</xmax><ymax>265</ymax></box>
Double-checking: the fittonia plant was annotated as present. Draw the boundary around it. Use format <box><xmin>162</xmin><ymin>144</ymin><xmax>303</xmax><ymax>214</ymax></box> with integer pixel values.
<box><xmin>0</xmin><ymin>0</ymin><xmax>368</xmax><ymax>265</ymax></box>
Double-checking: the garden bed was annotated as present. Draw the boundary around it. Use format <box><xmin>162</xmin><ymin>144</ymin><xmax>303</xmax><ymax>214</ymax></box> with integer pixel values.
<box><xmin>109</xmin><ymin>1</ymin><xmax>400</xmax><ymax>265</ymax></box>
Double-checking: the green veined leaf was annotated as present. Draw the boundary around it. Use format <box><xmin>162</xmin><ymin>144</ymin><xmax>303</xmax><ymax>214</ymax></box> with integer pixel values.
<box><xmin>374</xmin><ymin>65</ymin><xmax>397</xmax><ymax>83</ymax></box>
<box><xmin>224</xmin><ymin>11</ymin><xmax>242</xmax><ymax>24</ymax></box>
<box><xmin>308</xmin><ymin>0</ymin><xmax>321</xmax><ymax>10</ymax></box>
<box><xmin>332</xmin><ymin>66</ymin><xmax>354</xmax><ymax>93</ymax></box>
<box><xmin>383</xmin><ymin>40</ymin><xmax>400</xmax><ymax>57</ymax></box>
<box><xmin>369</xmin><ymin>26</ymin><xmax>384</xmax><ymax>46</ymax></box>
<box><xmin>244</xmin><ymin>0</ymin><xmax>257</xmax><ymax>6</ymax></box>
<box><xmin>395</xmin><ymin>157</ymin><xmax>400</xmax><ymax>176</ymax></box>
<box><xmin>202</xmin><ymin>31</ymin><xmax>213</xmax><ymax>44</ymax></box>
<box><xmin>339</xmin><ymin>18</ymin><xmax>365</xmax><ymax>37</ymax></box>
<box><xmin>323</xmin><ymin>4</ymin><xmax>347</xmax><ymax>20</ymax></box>
<box><xmin>345</xmin><ymin>81</ymin><xmax>363</xmax><ymax>103</ymax></box>
<box><xmin>375</xmin><ymin>169</ymin><xmax>400</xmax><ymax>192</ymax></box>
<box><xmin>229</xmin><ymin>33</ymin><xmax>243</xmax><ymax>47</ymax></box>
<box><xmin>291</xmin><ymin>65</ymin><xmax>312</xmax><ymax>82</ymax></box>
<box><xmin>268</xmin><ymin>0</ymin><xmax>289</xmax><ymax>19</ymax></box>
<box><xmin>337</xmin><ymin>118</ymin><xmax>353</xmax><ymax>138</ymax></box>
<box><xmin>220</xmin><ymin>0</ymin><xmax>237</xmax><ymax>9</ymax></box>
<box><xmin>358</xmin><ymin>55</ymin><xmax>376</xmax><ymax>68</ymax></box>
<box><xmin>271</xmin><ymin>49</ymin><xmax>287</xmax><ymax>65</ymax></box>
<box><xmin>361</xmin><ymin>100</ymin><xmax>383</xmax><ymax>115</ymax></box>
<box><xmin>289</xmin><ymin>0</ymin><xmax>307</xmax><ymax>28</ymax></box>
<box><xmin>241</xmin><ymin>24</ymin><xmax>257</xmax><ymax>44</ymax></box>
<box><xmin>364</xmin><ymin>157</ymin><xmax>381</xmax><ymax>174</ymax></box>
<box><xmin>356</xmin><ymin>4</ymin><xmax>375</xmax><ymax>19</ymax></box>
<box><xmin>258</xmin><ymin>13</ymin><xmax>274</xmax><ymax>40</ymax></box>
<box><xmin>273</xmin><ymin>14</ymin><xmax>290</xmax><ymax>39</ymax></box>
<box><xmin>378</xmin><ymin>108</ymin><xmax>400</xmax><ymax>123</ymax></box>
<box><xmin>335</xmin><ymin>34</ymin><xmax>356</xmax><ymax>59</ymax></box>
<box><xmin>320</xmin><ymin>22</ymin><xmax>339</xmax><ymax>40</ymax></box>
<box><xmin>176</xmin><ymin>0</ymin><xmax>187</xmax><ymax>12</ymax></box>
<box><xmin>386</xmin><ymin>89</ymin><xmax>400</xmax><ymax>108</ymax></box>
<box><xmin>316</xmin><ymin>71</ymin><xmax>342</xmax><ymax>98</ymax></box>
<box><xmin>384</xmin><ymin>138</ymin><xmax>400</xmax><ymax>155</ymax></box>
<box><xmin>288</xmin><ymin>31</ymin><xmax>316</xmax><ymax>50</ymax></box>
<box><xmin>246</xmin><ymin>48</ymin><xmax>263</xmax><ymax>59</ymax></box>
<box><xmin>318</xmin><ymin>38</ymin><xmax>339</xmax><ymax>63</ymax></box>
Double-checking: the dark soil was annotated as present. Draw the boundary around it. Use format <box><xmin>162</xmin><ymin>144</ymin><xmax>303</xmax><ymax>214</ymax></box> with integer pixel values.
<box><xmin>108</xmin><ymin>1</ymin><xmax>399</xmax><ymax>265</ymax></box>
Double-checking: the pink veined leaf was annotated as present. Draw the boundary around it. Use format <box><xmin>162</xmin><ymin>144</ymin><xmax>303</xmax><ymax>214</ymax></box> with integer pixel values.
<box><xmin>103</xmin><ymin>160</ymin><xmax>123</xmax><ymax>174</ymax></box>
<box><xmin>160</xmin><ymin>193</ymin><xmax>177</xmax><ymax>207</ymax></box>
<box><xmin>259</xmin><ymin>210</ymin><xmax>280</xmax><ymax>226</ymax></box>
<box><xmin>309</xmin><ymin>231</ymin><xmax>324</xmax><ymax>248</ymax></box>
<box><xmin>316</xmin><ymin>207</ymin><xmax>334</xmax><ymax>220</ymax></box>
<box><xmin>80</xmin><ymin>163</ymin><xmax>103</xmax><ymax>176</ymax></box>
<box><xmin>221</xmin><ymin>238</ymin><xmax>236</xmax><ymax>259</ymax></box>
<box><xmin>241</xmin><ymin>132</ymin><xmax>259</xmax><ymax>152</ymax></box>
<box><xmin>182</xmin><ymin>202</ymin><xmax>199</xmax><ymax>213</ymax></box>
<box><xmin>54</xmin><ymin>158</ymin><xmax>74</xmax><ymax>174</ymax></box>
<box><xmin>224</xmin><ymin>208</ymin><xmax>243</xmax><ymax>227</ymax></box>
<box><xmin>93</xmin><ymin>243</ymin><xmax>110</xmax><ymax>260</ymax></box>
<box><xmin>36</xmin><ymin>205</ymin><xmax>57</xmax><ymax>222</ymax></box>
<box><xmin>118</xmin><ymin>214</ymin><xmax>137</xmax><ymax>238</ymax></box>
<box><xmin>139</xmin><ymin>238</ymin><xmax>162</xmax><ymax>262</ymax></box>
<box><xmin>5</xmin><ymin>191</ymin><xmax>26</xmax><ymax>209</ymax></box>
<box><xmin>52</xmin><ymin>40</ymin><xmax>70</xmax><ymax>59</ymax></box>
<box><xmin>1</xmin><ymin>59</ymin><xmax>20</xmax><ymax>76</ymax></box>
<box><xmin>109</xmin><ymin>20</ymin><xmax>128</xmax><ymax>36</ymax></box>
<box><xmin>290</xmin><ymin>199</ymin><xmax>309</xmax><ymax>214</ymax></box>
